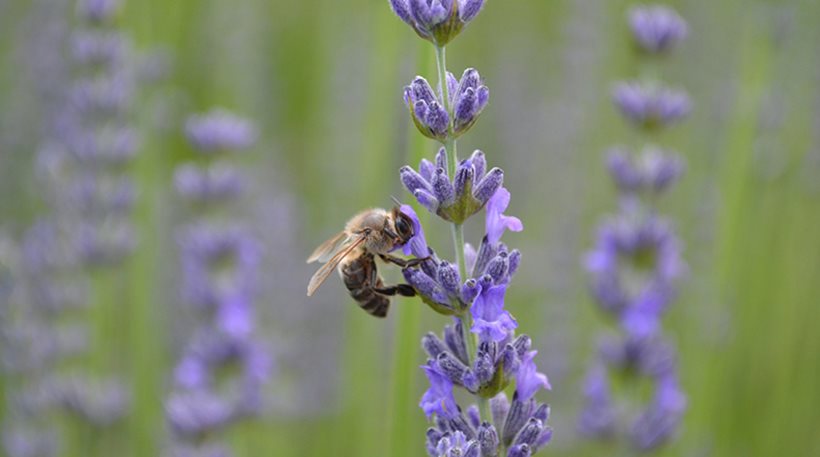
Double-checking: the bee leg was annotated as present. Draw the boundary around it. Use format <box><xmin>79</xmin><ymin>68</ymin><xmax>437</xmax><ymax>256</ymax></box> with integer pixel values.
<box><xmin>379</xmin><ymin>254</ymin><xmax>429</xmax><ymax>268</ymax></box>
<box><xmin>374</xmin><ymin>284</ymin><xmax>416</xmax><ymax>297</ymax></box>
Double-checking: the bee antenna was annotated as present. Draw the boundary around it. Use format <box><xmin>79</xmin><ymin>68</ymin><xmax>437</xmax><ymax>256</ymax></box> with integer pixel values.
<box><xmin>390</xmin><ymin>195</ymin><xmax>403</xmax><ymax>207</ymax></box>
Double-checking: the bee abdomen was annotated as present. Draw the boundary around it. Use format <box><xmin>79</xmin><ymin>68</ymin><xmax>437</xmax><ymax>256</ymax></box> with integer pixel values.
<box><xmin>341</xmin><ymin>254</ymin><xmax>390</xmax><ymax>318</ymax></box>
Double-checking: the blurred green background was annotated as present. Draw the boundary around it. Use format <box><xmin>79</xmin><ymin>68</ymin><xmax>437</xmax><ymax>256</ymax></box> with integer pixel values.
<box><xmin>2</xmin><ymin>0</ymin><xmax>820</xmax><ymax>456</ymax></box>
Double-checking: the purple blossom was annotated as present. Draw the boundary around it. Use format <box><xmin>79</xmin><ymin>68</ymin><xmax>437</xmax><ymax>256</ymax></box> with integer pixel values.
<box><xmin>485</xmin><ymin>187</ymin><xmax>522</xmax><ymax>245</ymax></box>
<box><xmin>514</xmin><ymin>351</ymin><xmax>550</xmax><ymax>402</ymax></box>
<box><xmin>175</xmin><ymin>163</ymin><xmax>245</xmax><ymax>203</ymax></box>
<box><xmin>389</xmin><ymin>0</ymin><xmax>486</xmax><ymax>45</ymax></box>
<box><xmin>400</xmin><ymin>204</ymin><xmax>429</xmax><ymax>258</ymax></box>
<box><xmin>628</xmin><ymin>5</ymin><xmax>688</xmax><ymax>54</ymax></box>
<box><xmin>612</xmin><ymin>81</ymin><xmax>691</xmax><ymax>129</ymax></box>
<box><xmin>404</xmin><ymin>76</ymin><xmax>450</xmax><ymax>141</ymax></box>
<box><xmin>420</xmin><ymin>362</ymin><xmax>459</xmax><ymax>419</ymax></box>
<box><xmin>470</xmin><ymin>280</ymin><xmax>517</xmax><ymax>343</ymax></box>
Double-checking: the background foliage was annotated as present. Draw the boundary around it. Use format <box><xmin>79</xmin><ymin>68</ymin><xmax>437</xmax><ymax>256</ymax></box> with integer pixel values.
<box><xmin>1</xmin><ymin>0</ymin><xmax>819</xmax><ymax>456</ymax></box>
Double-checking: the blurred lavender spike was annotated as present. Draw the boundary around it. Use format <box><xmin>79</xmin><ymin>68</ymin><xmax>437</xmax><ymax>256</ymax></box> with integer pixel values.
<box><xmin>166</xmin><ymin>109</ymin><xmax>272</xmax><ymax>455</ymax></box>
<box><xmin>628</xmin><ymin>5</ymin><xmax>688</xmax><ymax>54</ymax></box>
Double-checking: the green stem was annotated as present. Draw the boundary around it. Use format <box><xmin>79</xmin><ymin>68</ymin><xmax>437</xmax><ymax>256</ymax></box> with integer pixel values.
<box><xmin>435</xmin><ymin>45</ymin><xmax>451</xmax><ymax>114</ymax></box>
<box><xmin>436</xmin><ymin>43</ymin><xmax>491</xmax><ymax>426</ymax></box>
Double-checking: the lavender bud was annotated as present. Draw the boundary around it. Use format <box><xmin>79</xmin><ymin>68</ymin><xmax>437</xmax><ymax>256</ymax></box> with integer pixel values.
<box><xmin>432</xmin><ymin>168</ymin><xmax>456</xmax><ymax>206</ymax></box>
<box><xmin>533</xmin><ymin>404</ymin><xmax>550</xmax><ymax>422</ymax></box>
<box><xmin>474</xmin><ymin>351</ymin><xmax>495</xmax><ymax>385</ymax></box>
<box><xmin>490</xmin><ymin>394</ymin><xmax>509</xmax><ymax>431</ymax></box>
<box><xmin>462</xmin><ymin>370</ymin><xmax>479</xmax><ymax>392</ymax></box>
<box><xmin>422</xmin><ymin>332</ymin><xmax>448</xmax><ymax>358</ymax></box>
<box><xmin>512</xmin><ymin>335</ymin><xmax>531</xmax><ymax>356</ymax></box>
<box><xmin>502</xmin><ymin>394</ymin><xmax>531</xmax><ymax>446</ymax></box>
<box><xmin>460</xmin><ymin>278</ymin><xmax>480</xmax><ymax>305</ymax></box>
<box><xmin>467</xmin><ymin>405</ymin><xmax>481</xmax><ymax>429</ymax></box>
<box><xmin>508</xmin><ymin>250</ymin><xmax>521</xmax><ymax>277</ymax></box>
<box><xmin>427</xmin><ymin>428</ymin><xmax>444</xmax><ymax>456</ymax></box>
<box><xmin>460</xmin><ymin>0</ymin><xmax>485</xmax><ymax>22</ymax></box>
<box><xmin>414</xmin><ymin>189</ymin><xmax>440</xmax><ymax>213</ymax></box>
<box><xmin>437</xmin><ymin>261</ymin><xmax>462</xmax><ymax>297</ymax></box>
<box><xmin>404</xmin><ymin>269</ymin><xmax>453</xmax><ymax>315</ymax></box>
<box><xmin>513</xmin><ymin>418</ymin><xmax>543</xmax><ymax>447</ymax></box>
<box><xmin>477</xmin><ymin>422</ymin><xmax>499</xmax><ymax>457</ymax></box>
<box><xmin>436</xmin><ymin>147</ymin><xmax>448</xmax><ymax>173</ymax></box>
<box><xmin>419</xmin><ymin>158</ymin><xmax>436</xmax><ymax>181</ymax></box>
<box><xmin>436</xmin><ymin>352</ymin><xmax>469</xmax><ymax>386</ymax></box>
<box><xmin>472</xmin><ymin>236</ymin><xmax>496</xmax><ymax>278</ymax></box>
<box><xmin>454</xmin><ymin>160</ymin><xmax>475</xmax><ymax>199</ymax></box>
<box><xmin>452</xmin><ymin>68</ymin><xmax>489</xmax><ymax>136</ymax></box>
<box><xmin>444</xmin><ymin>321</ymin><xmax>469</xmax><ymax>365</ymax></box>
<box><xmin>485</xmin><ymin>252</ymin><xmax>509</xmax><ymax>284</ymax></box>
<box><xmin>500</xmin><ymin>344</ymin><xmax>517</xmax><ymax>375</ymax></box>
<box><xmin>507</xmin><ymin>444</ymin><xmax>531</xmax><ymax>457</ymax></box>
<box><xmin>400</xmin><ymin>165</ymin><xmax>434</xmax><ymax>194</ymax></box>
<box><xmin>463</xmin><ymin>442</ymin><xmax>480</xmax><ymax>457</ymax></box>
<box><xmin>449</xmin><ymin>414</ymin><xmax>476</xmax><ymax>440</ymax></box>
<box><xmin>473</xmin><ymin>168</ymin><xmax>504</xmax><ymax>206</ymax></box>
<box><xmin>470</xmin><ymin>150</ymin><xmax>487</xmax><ymax>181</ymax></box>
<box><xmin>389</xmin><ymin>0</ymin><xmax>414</xmax><ymax>25</ymax></box>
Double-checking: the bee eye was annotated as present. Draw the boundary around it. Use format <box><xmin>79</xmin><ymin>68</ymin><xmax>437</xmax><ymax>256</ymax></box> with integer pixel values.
<box><xmin>395</xmin><ymin>216</ymin><xmax>413</xmax><ymax>240</ymax></box>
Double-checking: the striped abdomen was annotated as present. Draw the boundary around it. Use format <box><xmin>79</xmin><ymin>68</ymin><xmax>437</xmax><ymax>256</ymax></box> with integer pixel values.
<box><xmin>340</xmin><ymin>252</ymin><xmax>390</xmax><ymax>318</ymax></box>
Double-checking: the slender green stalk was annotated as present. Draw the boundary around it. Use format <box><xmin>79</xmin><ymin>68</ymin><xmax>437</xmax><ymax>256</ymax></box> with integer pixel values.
<box><xmin>436</xmin><ymin>43</ymin><xmax>491</xmax><ymax>426</ymax></box>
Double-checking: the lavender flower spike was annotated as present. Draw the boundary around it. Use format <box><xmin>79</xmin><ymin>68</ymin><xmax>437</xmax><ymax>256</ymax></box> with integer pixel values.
<box><xmin>404</xmin><ymin>76</ymin><xmax>450</xmax><ymax>141</ymax></box>
<box><xmin>389</xmin><ymin>0</ymin><xmax>486</xmax><ymax>46</ymax></box>
<box><xmin>628</xmin><ymin>5</ymin><xmax>688</xmax><ymax>54</ymax></box>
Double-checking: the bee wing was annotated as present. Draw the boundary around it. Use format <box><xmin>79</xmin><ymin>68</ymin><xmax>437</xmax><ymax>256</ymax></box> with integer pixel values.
<box><xmin>306</xmin><ymin>234</ymin><xmax>367</xmax><ymax>297</ymax></box>
<box><xmin>307</xmin><ymin>231</ymin><xmax>348</xmax><ymax>264</ymax></box>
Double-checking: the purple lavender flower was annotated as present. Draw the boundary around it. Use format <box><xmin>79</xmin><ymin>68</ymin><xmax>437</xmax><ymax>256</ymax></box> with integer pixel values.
<box><xmin>514</xmin><ymin>351</ymin><xmax>551</xmax><ymax>402</ymax></box>
<box><xmin>612</xmin><ymin>81</ymin><xmax>691</xmax><ymax>129</ymax></box>
<box><xmin>389</xmin><ymin>0</ymin><xmax>486</xmax><ymax>45</ymax></box>
<box><xmin>607</xmin><ymin>146</ymin><xmax>685</xmax><ymax>195</ymax></box>
<box><xmin>185</xmin><ymin>109</ymin><xmax>258</xmax><ymax>153</ymax></box>
<box><xmin>470</xmin><ymin>280</ymin><xmax>516</xmax><ymax>343</ymax></box>
<box><xmin>485</xmin><ymin>187</ymin><xmax>523</xmax><ymax>245</ymax></box>
<box><xmin>420</xmin><ymin>361</ymin><xmax>460</xmax><ymax>419</ymax></box>
<box><xmin>628</xmin><ymin>5</ymin><xmax>688</xmax><ymax>54</ymax></box>
<box><xmin>401</xmin><ymin>149</ymin><xmax>503</xmax><ymax>224</ymax></box>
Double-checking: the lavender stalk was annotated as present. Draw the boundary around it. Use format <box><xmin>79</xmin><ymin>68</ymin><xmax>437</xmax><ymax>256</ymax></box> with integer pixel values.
<box><xmin>390</xmin><ymin>2</ymin><xmax>552</xmax><ymax>456</ymax></box>
<box><xmin>164</xmin><ymin>109</ymin><xmax>272</xmax><ymax>456</ymax></box>
<box><xmin>579</xmin><ymin>5</ymin><xmax>689</xmax><ymax>453</ymax></box>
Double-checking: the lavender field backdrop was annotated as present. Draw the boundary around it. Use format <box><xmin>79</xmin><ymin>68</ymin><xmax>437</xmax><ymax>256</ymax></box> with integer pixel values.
<box><xmin>1</xmin><ymin>0</ymin><xmax>819</xmax><ymax>456</ymax></box>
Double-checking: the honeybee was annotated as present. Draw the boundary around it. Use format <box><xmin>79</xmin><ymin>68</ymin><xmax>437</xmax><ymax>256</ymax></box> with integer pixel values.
<box><xmin>306</xmin><ymin>206</ymin><xmax>425</xmax><ymax>317</ymax></box>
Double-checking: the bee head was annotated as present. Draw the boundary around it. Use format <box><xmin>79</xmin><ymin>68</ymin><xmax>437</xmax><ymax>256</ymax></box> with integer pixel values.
<box><xmin>391</xmin><ymin>206</ymin><xmax>415</xmax><ymax>245</ymax></box>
